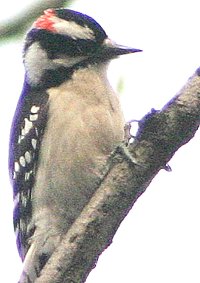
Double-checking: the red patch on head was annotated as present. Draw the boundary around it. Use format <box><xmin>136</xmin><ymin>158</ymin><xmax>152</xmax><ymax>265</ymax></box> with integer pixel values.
<box><xmin>33</xmin><ymin>9</ymin><xmax>57</xmax><ymax>32</ymax></box>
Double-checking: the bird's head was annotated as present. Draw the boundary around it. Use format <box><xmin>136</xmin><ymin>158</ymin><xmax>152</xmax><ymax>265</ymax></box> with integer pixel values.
<box><xmin>24</xmin><ymin>8</ymin><xmax>142</xmax><ymax>88</ymax></box>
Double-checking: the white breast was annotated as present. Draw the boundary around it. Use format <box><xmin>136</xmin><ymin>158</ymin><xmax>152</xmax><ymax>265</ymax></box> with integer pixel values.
<box><xmin>32</xmin><ymin>64</ymin><xmax>125</xmax><ymax>234</ymax></box>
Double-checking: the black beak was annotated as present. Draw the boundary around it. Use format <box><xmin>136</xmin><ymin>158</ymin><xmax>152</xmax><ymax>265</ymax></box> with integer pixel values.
<box><xmin>101</xmin><ymin>38</ymin><xmax>142</xmax><ymax>58</ymax></box>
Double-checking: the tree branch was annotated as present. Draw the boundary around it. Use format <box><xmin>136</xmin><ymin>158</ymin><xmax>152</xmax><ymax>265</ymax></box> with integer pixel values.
<box><xmin>35</xmin><ymin>68</ymin><xmax>200</xmax><ymax>283</ymax></box>
<box><xmin>0</xmin><ymin>0</ymin><xmax>72</xmax><ymax>42</ymax></box>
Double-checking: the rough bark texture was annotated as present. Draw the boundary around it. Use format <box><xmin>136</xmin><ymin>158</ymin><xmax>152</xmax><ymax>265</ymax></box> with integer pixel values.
<box><xmin>35</xmin><ymin>69</ymin><xmax>200</xmax><ymax>283</ymax></box>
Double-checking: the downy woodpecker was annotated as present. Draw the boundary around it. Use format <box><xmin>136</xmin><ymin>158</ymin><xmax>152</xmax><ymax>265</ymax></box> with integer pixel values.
<box><xmin>9</xmin><ymin>8</ymin><xmax>141</xmax><ymax>282</ymax></box>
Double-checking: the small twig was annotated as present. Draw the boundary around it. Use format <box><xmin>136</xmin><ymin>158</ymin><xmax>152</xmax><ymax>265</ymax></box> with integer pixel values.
<box><xmin>0</xmin><ymin>0</ymin><xmax>72</xmax><ymax>42</ymax></box>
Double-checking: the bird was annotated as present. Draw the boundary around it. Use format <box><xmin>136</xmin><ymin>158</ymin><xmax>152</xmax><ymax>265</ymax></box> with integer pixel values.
<box><xmin>9</xmin><ymin>8</ymin><xmax>141</xmax><ymax>282</ymax></box>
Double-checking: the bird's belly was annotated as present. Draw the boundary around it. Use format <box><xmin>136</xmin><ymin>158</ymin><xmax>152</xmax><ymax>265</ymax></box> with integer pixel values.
<box><xmin>33</xmin><ymin>105</ymin><xmax>124</xmax><ymax>233</ymax></box>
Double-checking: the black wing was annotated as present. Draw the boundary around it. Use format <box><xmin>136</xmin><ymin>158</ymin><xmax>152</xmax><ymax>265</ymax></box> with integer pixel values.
<box><xmin>9</xmin><ymin>80</ymin><xmax>49</xmax><ymax>260</ymax></box>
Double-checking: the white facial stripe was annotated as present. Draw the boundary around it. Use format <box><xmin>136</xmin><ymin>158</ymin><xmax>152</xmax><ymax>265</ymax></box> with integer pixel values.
<box><xmin>53</xmin><ymin>17</ymin><xmax>95</xmax><ymax>40</ymax></box>
<box><xmin>25</xmin><ymin>41</ymin><xmax>88</xmax><ymax>86</ymax></box>
<box><xmin>53</xmin><ymin>56</ymin><xmax>88</xmax><ymax>68</ymax></box>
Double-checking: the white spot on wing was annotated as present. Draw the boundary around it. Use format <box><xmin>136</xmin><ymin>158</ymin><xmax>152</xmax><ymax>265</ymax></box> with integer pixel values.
<box><xmin>23</xmin><ymin>118</ymin><xmax>33</xmax><ymax>135</ymax></box>
<box><xmin>25</xmin><ymin>169</ymin><xmax>33</xmax><ymax>182</ymax></box>
<box><xmin>14</xmin><ymin>162</ymin><xmax>20</xmax><ymax>172</ymax></box>
<box><xmin>18</xmin><ymin>135</ymin><xmax>23</xmax><ymax>144</ymax></box>
<box><xmin>30</xmin><ymin>105</ymin><xmax>40</xmax><ymax>121</ymax></box>
<box><xmin>31</xmin><ymin>105</ymin><xmax>40</xmax><ymax>113</ymax></box>
<box><xmin>35</xmin><ymin>128</ymin><xmax>39</xmax><ymax>136</ymax></box>
<box><xmin>25</xmin><ymin>151</ymin><xmax>31</xmax><ymax>163</ymax></box>
<box><xmin>31</xmin><ymin>138</ymin><xmax>37</xmax><ymax>149</ymax></box>
<box><xmin>21</xmin><ymin>128</ymin><xmax>25</xmax><ymax>136</ymax></box>
<box><xmin>19</xmin><ymin>156</ymin><xmax>26</xmax><ymax>167</ymax></box>
<box><xmin>21</xmin><ymin>195</ymin><xmax>27</xmax><ymax>207</ymax></box>
<box><xmin>29</xmin><ymin>113</ymin><xmax>38</xmax><ymax>121</ymax></box>
<box><xmin>15</xmin><ymin>226</ymin><xmax>19</xmax><ymax>235</ymax></box>
<box><xmin>25</xmin><ymin>172</ymin><xmax>30</xmax><ymax>181</ymax></box>
<box><xmin>13</xmin><ymin>172</ymin><xmax>16</xmax><ymax>179</ymax></box>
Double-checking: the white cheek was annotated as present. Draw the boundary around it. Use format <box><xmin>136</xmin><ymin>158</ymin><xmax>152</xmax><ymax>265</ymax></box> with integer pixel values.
<box><xmin>24</xmin><ymin>42</ymin><xmax>45</xmax><ymax>85</ymax></box>
<box><xmin>24</xmin><ymin>42</ymin><xmax>56</xmax><ymax>86</ymax></box>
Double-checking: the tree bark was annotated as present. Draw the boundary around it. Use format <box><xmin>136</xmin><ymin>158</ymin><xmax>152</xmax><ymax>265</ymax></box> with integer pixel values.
<box><xmin>35</xmin><ymin>68</ymin><xmax>200</xmax><ymax>283</ymax></box>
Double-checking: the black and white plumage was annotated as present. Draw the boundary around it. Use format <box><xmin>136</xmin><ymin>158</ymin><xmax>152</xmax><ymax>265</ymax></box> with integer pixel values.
<box><xmin>9</xmin><ymin>8</ymin><xmax>141</xmax><ymax>282</ymax></box>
